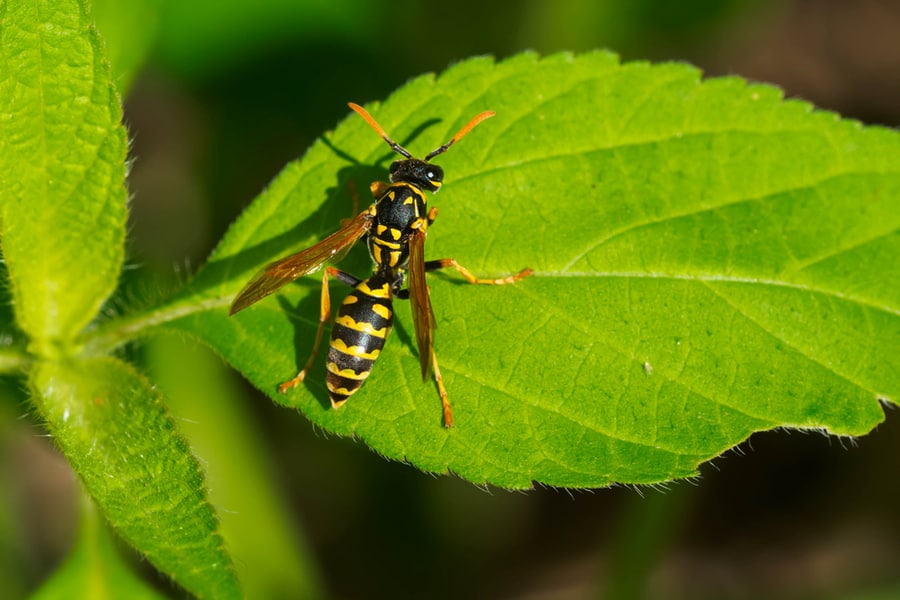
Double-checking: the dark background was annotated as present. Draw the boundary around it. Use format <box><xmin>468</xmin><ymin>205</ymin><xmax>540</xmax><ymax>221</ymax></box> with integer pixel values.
<box><xmin>2</xmin><ymin>0</ymin><xmax>899</xmax><ymax>598</ymax></box>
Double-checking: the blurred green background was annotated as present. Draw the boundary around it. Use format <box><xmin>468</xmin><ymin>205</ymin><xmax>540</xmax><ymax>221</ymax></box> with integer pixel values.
<box><xmin>2</xmin><ymin>0</ymin><xmax>899</xmax><ymax>598</ymax></box>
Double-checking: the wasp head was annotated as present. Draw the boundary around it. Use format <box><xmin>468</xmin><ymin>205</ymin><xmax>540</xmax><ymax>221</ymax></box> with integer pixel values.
<box><xmin>390</xmin><ymin>159</ymin><xmax>444</xmax><ymax>192</ymax></box>
<box><xmin>348</xmin><ymin>102</ymin><xmax>494</xmax><ymax>194</ymax></box>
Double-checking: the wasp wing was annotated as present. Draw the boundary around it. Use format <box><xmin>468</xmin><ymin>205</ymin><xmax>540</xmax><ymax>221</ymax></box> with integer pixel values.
<box><xmin>229</xmin><ymin>210</ymin><xmax>372</xmax><ymax>315</ymax></box>
<box><xmin>408</xmin><ymin>228</ymin><xmax>437</xmax><ymax>379</ymax></box>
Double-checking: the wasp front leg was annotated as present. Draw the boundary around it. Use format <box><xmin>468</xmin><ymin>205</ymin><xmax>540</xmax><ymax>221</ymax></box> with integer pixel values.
<box><xmin>369</xmin><ymin>180</ymin><xmax>390</xmax><ymax>199</ymax></box>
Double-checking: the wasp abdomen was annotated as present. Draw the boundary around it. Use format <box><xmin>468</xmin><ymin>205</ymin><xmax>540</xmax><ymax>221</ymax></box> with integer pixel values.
<box><xmin>325</xmin><ymin>275</ymin><xmax>394</xmax><ymax>407</ymax></box>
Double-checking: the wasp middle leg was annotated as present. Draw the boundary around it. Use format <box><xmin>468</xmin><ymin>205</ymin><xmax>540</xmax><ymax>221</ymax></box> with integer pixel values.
<box><xmin>419</xmin><ymin>253</ymin><xmax>532</xmax><ymax>427</ymax></box>
<box><xmin>424</xmin><ymin>259</ymin><xmax>533</xmax><ymax>285</ymax></box>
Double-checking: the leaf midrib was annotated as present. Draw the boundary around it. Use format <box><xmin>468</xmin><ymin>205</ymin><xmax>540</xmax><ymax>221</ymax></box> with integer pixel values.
<box><xmin>534</xmin><ymin>270</ymin><xmax>896</xmax><ymax>316</ymax></box>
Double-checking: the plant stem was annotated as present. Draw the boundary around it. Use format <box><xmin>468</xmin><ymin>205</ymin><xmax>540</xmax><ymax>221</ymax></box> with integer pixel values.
<box><xmin>0</xmin><ymin>344</ymin><xmax>31</xmax><ymax>374</ymax></box>
<box><xmin>80</xmin><ymin>296</ymin><xmax>229</xmax><ymax>356</ymax></box>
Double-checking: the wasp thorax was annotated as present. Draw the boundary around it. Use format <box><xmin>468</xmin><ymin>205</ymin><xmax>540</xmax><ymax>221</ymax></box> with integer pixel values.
<box><xmin>389</xmin><ymin>159</ymin><xmax>444</xmax><ymax>192</ymax></box>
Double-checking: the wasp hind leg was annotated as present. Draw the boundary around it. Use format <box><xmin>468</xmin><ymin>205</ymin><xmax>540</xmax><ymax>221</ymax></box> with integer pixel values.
<box><xmin>278</xmin><ymin>268</ymin><xmax>332</xmax><ymax>393</ymax></box>
<box><xmin>430</xmin><ymin>347</ymin><xmax>453</xmax><ymax>428</ymax></box>
<box><xmin>278</xmin><ymin>267</ymin><xmax>362</xmax><ymax>394</ymax></box>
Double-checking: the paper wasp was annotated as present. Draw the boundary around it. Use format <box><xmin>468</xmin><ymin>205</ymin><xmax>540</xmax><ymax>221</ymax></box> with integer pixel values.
<box><xmin>230</xmin><ymin>102</ymin><xmax>532</xmax><ymax>427</ymax></box>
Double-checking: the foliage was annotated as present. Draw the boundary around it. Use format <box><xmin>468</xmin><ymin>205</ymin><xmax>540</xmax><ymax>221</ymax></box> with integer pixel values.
<box><xmin>162</xmin><ymin>52</ymin><xmax>897</xmax><ymax>488</ymax></box>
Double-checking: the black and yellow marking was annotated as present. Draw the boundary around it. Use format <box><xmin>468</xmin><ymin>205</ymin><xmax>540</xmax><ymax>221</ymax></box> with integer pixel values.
<box><xmin>229</xmin><ymin>102</ymin><xmax>531</xmax><ymax>427</ymax></box>
<box><xmin>325</xmin><ymin>270</ymin><xmax>396</xmax><ymax>407</ymax></box>
<box><xmin>366</xmin><ymin>181</ymin><xmax>429</xmax><ymax>270</ymax></box>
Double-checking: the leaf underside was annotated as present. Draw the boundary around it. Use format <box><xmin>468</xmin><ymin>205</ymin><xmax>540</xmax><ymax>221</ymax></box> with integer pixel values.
<box><xmin>169</xmin><ymin>51</ymin><xmax>897</xmax><ymax>488</ymax></box>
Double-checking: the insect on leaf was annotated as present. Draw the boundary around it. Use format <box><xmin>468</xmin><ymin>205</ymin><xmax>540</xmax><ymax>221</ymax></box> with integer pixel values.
<box><xmin>165</xmin><ymin>52</ymin><xmax>899</xmax><ymax>489</ymax></box>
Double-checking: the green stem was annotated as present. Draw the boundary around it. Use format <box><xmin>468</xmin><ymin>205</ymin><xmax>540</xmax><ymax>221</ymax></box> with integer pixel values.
<box><xmin>80</xmin><ymin>296</ymin><xmax>229</xmax><ymax>356</ymax></box>
<box><xmin>0</xmin><ymin>344</ymin><xmax>31</xmax><ymax>374</ymax></box>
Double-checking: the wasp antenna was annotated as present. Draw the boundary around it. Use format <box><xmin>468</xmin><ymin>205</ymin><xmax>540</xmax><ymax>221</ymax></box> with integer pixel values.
<box><xmin>425</xmin><ymin>110</ymin><xmax>495</xmax><ymax>162</ymax></box>
<box><xmin>348</xmin><ymin>102</ymin><xmax>413</xmax><ymax>159</ymax></box>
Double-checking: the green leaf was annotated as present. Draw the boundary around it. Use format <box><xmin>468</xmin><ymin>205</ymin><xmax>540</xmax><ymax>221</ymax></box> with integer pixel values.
<box><xmin>32</xmin><ymin>494</ymin><xmax>167</xmax><ymax>600</ymax></box>
<box><xmin>143</xmin><ymin>51</ymin><xmax>896</xmax><ymax>488</ymax></box>
<box><xmin>0</xmin><ymin>0</ymin><xmax>127</xmax><ymax>354</ymax></box>
<box><xmin>146</xmin><ymin>334</ymin><xmax>324</xmax><ymax>598</ymax></box>
<box><xmin>30</xmin><ymin>356</ymin><xmax>240</xmax><ymax>599</ymax></box>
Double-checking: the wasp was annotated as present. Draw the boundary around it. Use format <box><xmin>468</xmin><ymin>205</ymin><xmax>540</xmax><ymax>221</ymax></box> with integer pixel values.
<box><xmin>230</xmin><ymin>102</ymin><xmax>532</xmax><ymax>427</ymax></box>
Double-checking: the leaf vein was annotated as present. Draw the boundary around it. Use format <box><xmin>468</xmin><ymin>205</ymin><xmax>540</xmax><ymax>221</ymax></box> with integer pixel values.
<box><xmin>538</xmin><ymin>271</ymin><xmax>898</xmax><ymax>317</ymax></box>
<box><xmin>558</xmin><ymin>170</ymin><xmax>898</xmax><ymax>273</ymax></box>
<box><xmin>701</xmin><ymin>281</ymin><xmax>877</xmax><ymax>396</ymax></box>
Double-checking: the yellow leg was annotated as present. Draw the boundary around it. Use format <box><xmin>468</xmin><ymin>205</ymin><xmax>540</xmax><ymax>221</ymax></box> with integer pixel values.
<box><xmin>422</xmin><ymin>253</ymin><xmax>532</xmax><ymax>425</ymax></box>
<box><xmin>369</xmin><ymin>180</ymin><xmax>390</xmax><ymax>199</ymax></box>
<box><xmin>426</xmin><ymin>206</ymin><xmax>439</xmax><ymax>226</ymax></box>
<box><xmin>431</xmin><ymin>347</ymin><xmax>453</xmax><ymax>428</ymax></box>
<box><xmin>278</xmin><ymin>268</ymin><xmax>333</xmax><ymax>393</ymax></box>
<box><xmin>427</xmin><ymin>258</ymin><xmax>533</xmax><ymax>285</ymax></box>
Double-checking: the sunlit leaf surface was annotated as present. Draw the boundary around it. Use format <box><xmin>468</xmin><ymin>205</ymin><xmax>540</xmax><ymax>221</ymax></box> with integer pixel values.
<box><xmin>163</xmin><ymin>52</ymin><xmax>897</xmax><ymax>487</ymax></box>
<box><xmin>0</xmin><ymin>0</ymin><xmax>127</xmax><ymax>351</ymax></box>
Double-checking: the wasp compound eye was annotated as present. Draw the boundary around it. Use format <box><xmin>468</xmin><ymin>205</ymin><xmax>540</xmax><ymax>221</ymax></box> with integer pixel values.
<box><xmin>426</xmin><ymin>165</ymin><xmax>443</xmax><ymax>183</ymax></box>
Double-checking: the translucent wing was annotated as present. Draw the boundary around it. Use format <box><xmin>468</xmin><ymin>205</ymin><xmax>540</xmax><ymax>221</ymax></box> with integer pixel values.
<box><xmin>229</xmin><ymin>211</ymin><xmax>372</xmax><ymax>315</ymax></box>
<box><xmin>408</xmin><ymin>228</ymin><xmax>436</xmax><ymax>379</ymax></box>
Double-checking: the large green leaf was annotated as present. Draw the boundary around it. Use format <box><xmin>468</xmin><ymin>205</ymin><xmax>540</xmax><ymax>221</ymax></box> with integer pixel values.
<box><xmin>31</xmin><ymin>357</ymin><xmax>240</xmax><ymax>599</ymax></box>
<box><xmin>112</xmin><ymin>51</ymin><xmax>897</xmax><ymax>488</ymax></box>
<box><xmin>0</xmin><ymin>0</ymin><xmax>127</xmax><ymax>354</ymax></box>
